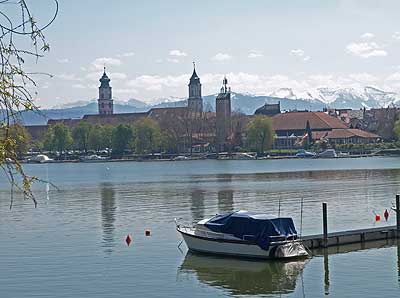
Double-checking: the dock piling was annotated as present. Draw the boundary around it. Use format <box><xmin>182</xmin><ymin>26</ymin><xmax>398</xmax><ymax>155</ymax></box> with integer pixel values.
<box><xmin>396</xmin><ymin>194</ymin><xmax>400</xmax><ymax>238</ymax></box>
<box><xmin>323</xmin><ymin>202</ymin><xmax>328</xmax><ymax>248</ymax></box>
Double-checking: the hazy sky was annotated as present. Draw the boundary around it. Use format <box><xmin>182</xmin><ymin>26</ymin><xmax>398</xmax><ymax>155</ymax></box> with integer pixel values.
<box><xmin>18</xmin><ymin>0</ymin><xmax>400</xmax><ymax>107</ymax></box>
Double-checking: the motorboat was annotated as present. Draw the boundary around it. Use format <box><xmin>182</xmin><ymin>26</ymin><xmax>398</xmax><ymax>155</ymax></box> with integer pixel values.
<box><xmin>317</xmin><ymin>149</ymin><xmax>337</xmax><ymax>158</ymax></box>
<box><xmin>176</xmin><ymin>210</ymin><xmax>308</xmax><ymax>259</ymax></box>
<box><xmin>295</xmin><ymin>149</ymin><xmax>316</xmax><ymax>158</ymax></box>
<box><xmin>28</xmin><ymin>154</ymin><xmax>54</xmax><ymax>163</ymax></box>
<box><xmin>80</xmin><ymin>154</ymin><xmax>108</xmax><ymax>162</ymax></box>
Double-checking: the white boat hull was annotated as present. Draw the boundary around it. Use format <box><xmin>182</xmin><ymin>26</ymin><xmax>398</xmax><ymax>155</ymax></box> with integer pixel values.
<box><xmin>178</xmin><ymin>227</ymin><xmax>308</xmax><ymax>259</ymax></box>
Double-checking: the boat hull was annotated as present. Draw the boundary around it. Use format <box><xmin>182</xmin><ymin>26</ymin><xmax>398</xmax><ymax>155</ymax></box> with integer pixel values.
<box><xmin>178</xmin><ymin>228</ymin><xmax>308</xmax><ymax>259</ymax></box>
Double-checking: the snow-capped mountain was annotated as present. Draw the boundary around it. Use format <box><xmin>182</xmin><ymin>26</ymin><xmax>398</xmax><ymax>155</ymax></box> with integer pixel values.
<box><xmin>17</xmin><ymin>86</ymin><xmax>400</xmax><ymax>125</ymax></box>
<box><xmin>268</xmin><ymin>86</ymin><xmax>399</xmax><ymax>109</ymax></box>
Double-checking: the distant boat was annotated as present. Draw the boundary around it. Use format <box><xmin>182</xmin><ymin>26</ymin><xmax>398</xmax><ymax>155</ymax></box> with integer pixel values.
<box><xmin>232</xmin><ymin>153</ymin><xmax>256</xmax><ymax>160</ymax></box>
<box><xmin>317</xmin><ymin>149</ymin><xmax>337</xmax><ymax>158</ymax></box>
<box><xmin>28</xmin><ymin>154</ymin><xmax>54</xmax><ymax>163</ymax></box>
<box><xmin>81</xmin><ymin>154</ymin><xmax>108</xmax><ymax>162</ymax></box>
<box><xmin>295</xmin><ymin>149</ymin><xmax>316</xmax><ymax>158</ymax></box>
<box><xmin>174</xmin><ymin>155</ymin><xmax>189</xmax><ymax>161</ymax></box>
<box><xmin>176</xmin><ymin>210</ymin><xmax>308</xmax><ymax>259</ymax></box>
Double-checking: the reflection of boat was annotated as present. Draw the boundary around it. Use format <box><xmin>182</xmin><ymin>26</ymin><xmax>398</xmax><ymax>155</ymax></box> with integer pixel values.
<box><xmin>28</xmin><ymin>154</ymin><xmax>54</xmax><ymax>163</ymax></box>
<box><xmin>317</xmin><ymin>149</ymin><xmax>337</xmax><ymax>158</ymax></box>
<box><xmin>176</xmin><ymin>210</ymin><xmax>308</xmax><ymax>259</ymax></box>
<box><xmin>179</xmin><ymin>253</ymin><xmax>307</xmax><ymax>296</ymax></box>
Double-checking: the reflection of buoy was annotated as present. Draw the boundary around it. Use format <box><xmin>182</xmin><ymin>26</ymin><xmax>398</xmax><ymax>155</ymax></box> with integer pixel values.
<box><xmin>375</xmin><ymin>214</ymin><xmax>381</xmax><ymax>221</ymax></box>
<box><xmin>384</xmin><ymin>209</ymin><xmax>389</xmax><ymax>221</ymax></box>
<box><xmin>126</xmin><ymin>235</ymin><xmax>132</xmax><ymax>246</ymax></box>
<box><xmin>145</xmin><ymin>229</ymin><xmax>151</xmax><ymax>236</ymax></box>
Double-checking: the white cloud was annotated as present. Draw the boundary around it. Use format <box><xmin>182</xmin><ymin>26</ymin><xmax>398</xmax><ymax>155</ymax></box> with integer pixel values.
<box><xmin>91</xmin><ymin>57</ymin><xmax>122</xmax><ymax>70</ymax></box>
<box><xmin>117</xmin><ymin>52</ymin><xmax>135</xmax><ymax>58</ymax></box>
<box><xmin>248</xmin><ymin>50</ymin><xmax>263</xmax><ymax>58</ymax></box>
<box><xmin>290</xmin><ymin>49</ymin><xmax>305</xmax><ymax>57</ymax></box>
<box><xmin>169</xmin><ymin>49</ymin><xmax>187</xmax><ymax>57</ymax></box>
<box><xmin>57</xmin><ymin>73</ymin><xmax>83</xmax><ymax>81</ymax></box>
<box><xmin>348</xmin><ymin>73</ymin><xmax>378</xmax><ymax>82</ymax></box>
<box><xmin>290</xmin><ymin>49</ymin><xmax>310</xmax><ymax>61</ymax></box>
<box><xmin>85</xmin><ymin>71</ymin><xmax>127</xmax><ymax>82</ymax></box>
<box><xmin>211</xmin><ymin>53</ymin><xmax>232</xmax><ymax>61</ymax></box>
<box><xmin>167</xmin><ymin>58</ymin><xmax>179</xmax><ymax>63</ymax></box>
<box><xmin>57</xmin><ymin>58</ymin><xmax>69</xmax><ymax>64</ymax></box>
<box><xmin>392</xmin><ymin>32</ymin><xmax>400</xmax><ymax>40</ymax></box>
<box><xmin>72</xmin><ymin>84</ymin><xmax>86</xmax><ymax>89</ymax></box>
<box><xmin>386</xmin><ymin>72</ymin><xmax>400</xmax><ymax>81</ymax></box>
<box><xmin>346</xmin><ymin>41</ymin><xmax>387</xmax><ymax>58</ymax></box>
<box><xmin>360</xmin><ymin>32</ymin><xmax>374</xmax><ymax>39</ymax></box>
<box><xmin>110</xmin><ymin>72</ymin><xmax>128</xmax><ymax>80</ymax></box>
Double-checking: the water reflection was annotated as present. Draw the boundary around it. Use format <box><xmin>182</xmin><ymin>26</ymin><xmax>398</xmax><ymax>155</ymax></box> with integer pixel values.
<box><xmin>190</xmin><ymin>190</ymin><xmax>205</xmax><ymax>223</ymax></box>
<box><xmin>323</xmin><ymin>249</ymin><xmax>330</xmax><ymax>295</ymax></box>
<box><xmin>398</xmin><ymin>239</ymin><xmax>400</xmax><ymax>283</ymax></box>
<box><xmin>179</xmin><ymin>253</ymin><xmax>307</xmax><ymax>296</ymax></box>
<box><xmin>100</xmin><ymin>183</ymin><xmax>116</xmax><ymax>253</ymax></box>
<box><xmin>217</xmin><ymin>190</ymin><xmax>234</xmax><ymax>214</ymax></box>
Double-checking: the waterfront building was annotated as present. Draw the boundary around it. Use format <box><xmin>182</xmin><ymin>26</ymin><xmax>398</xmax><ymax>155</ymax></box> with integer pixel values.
<box><xmin>98</xmin><ymin>68</ymin><xmax>113</xmax><ymax>115</ymax></box>
<box><xmin>271</xmin><ymin>111</ymin><xmax>380</xmax><ymax>148</ymax></box>
<box><xmin>254</xmin><ymin>102</ymin><xmax>281</xmax><ymax>117</ymax></box>
<box><xmin>187</xmin><ymin>63</ymin><xmax>203</xmax><ymax>114</ymax></box>
<box><xmin>216</xmin><ymin>77</ymin><xmax>232</xmax><ymax>152</ymax></box>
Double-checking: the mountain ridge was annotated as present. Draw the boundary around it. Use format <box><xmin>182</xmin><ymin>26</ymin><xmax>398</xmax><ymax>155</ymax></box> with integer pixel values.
<box><xmin>20</xmin><ymin>87</ymin><xmax>399</xmax><ymax>125</ymax></box>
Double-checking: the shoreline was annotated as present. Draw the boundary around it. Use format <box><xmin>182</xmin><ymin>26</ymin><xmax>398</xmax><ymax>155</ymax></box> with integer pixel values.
<box><xmin>20</xmin><ymin>153</ymin><xmax>400</xmax><ymax>164</ymax></box>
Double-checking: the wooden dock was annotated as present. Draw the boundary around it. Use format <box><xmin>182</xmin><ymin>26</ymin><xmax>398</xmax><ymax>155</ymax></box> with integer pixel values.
<box><xmin>303</xmin><ymin>225</ymin><xmax>398</xmax><ymax>249</ymax></box>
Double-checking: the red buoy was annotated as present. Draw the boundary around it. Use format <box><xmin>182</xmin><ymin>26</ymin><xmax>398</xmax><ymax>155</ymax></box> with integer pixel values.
<box><xmin>375</xmin><ymin>214</ymin><xmax>381</xmax><ymax>221</ymax></box>
<box><xmin>126</xmin><ymin>234</ymin><xmax>132</xmax><ymax>246</ymax></box>
<box><xmin>145</xmin><ymin>229</ymin><xmax>151</xmax><ymax>236</ymax></box>
<box><xmin>384</xmin><ymin>209</ymin><xmax>389</xmax><ymax>221</ymax></box>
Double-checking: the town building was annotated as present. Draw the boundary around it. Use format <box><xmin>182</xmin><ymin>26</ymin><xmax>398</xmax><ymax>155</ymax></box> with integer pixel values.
<box><xmin>254</xmin><ymin>102</ymin><xmax>281</xmax><ymax>117</ymax></box>
<box><xmin>98</xmin><ymin>68</ymin><xmax>113</xmax><ymax>115</ymax></box>
<box><xmin>270</xmin><ymin>111</ymin><xmax>380</xmax><ymax>148</ymax></box>
<box><xmin>187</xmin><ymin>63</ymin><xmax>203</xmax><ymax>114</ymax></box>
<box><xmin>215</xmin><ymin>77</ymin><xmax>231</xmax><ymax>152</ymax></box>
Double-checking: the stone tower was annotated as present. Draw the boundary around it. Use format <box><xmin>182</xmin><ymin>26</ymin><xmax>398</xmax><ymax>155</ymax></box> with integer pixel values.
<box><xmin>216</xmin><ymin>76</ymin><xmax>231</xmax><ymax>152</ymax></box>
<box><xmin>187</xmin><ymin>63</ymin><xmax>203</xmax><ymax>114</ymax></box>
<box><xmin>98</xmin><ymin>68</ymin><xmax>113</xmax><ymax>115</ymax></box>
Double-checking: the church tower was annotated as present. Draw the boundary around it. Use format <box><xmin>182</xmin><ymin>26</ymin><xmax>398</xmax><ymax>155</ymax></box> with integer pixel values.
<box><xmin>98</xmin><ymin>68</ymin><xmax>113</xmax><ymax>115</ymax></box>
<box><xmin>187</xmin><ymin>63</ymin><xmax>203</xmax><ymax>114</ymax></box>
<box><xmin>216</xmin><ymin>76</ymin><xmax>231</xmax><ymax>152</ymax></box>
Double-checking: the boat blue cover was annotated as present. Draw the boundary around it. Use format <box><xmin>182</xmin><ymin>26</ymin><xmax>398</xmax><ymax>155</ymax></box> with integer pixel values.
<box><xmin>204</xmin><ymin>211</ymin><xmax>298</xmax><ymax>250</ymax></box>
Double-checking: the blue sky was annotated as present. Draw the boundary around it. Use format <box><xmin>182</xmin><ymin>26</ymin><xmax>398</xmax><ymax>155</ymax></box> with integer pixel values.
<box><xmin>19</xmin><ymin>0</ymin><xmax>400</xmax><ymax>107</ymax></box>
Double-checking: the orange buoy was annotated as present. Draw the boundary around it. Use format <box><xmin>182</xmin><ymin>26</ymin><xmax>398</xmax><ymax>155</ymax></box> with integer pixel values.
<box><xmin>126</xmin><ymin>234</ymin><xmax>132</xmax><ymax>246</ymax></box>
<box><xmin>384</xmin><ymin>209</ymin><xmax>389</xmax><ymax>221</ymax></box>
<box><xmin>145</xmin><ymin>229</ymin><xmax>151</xmax><ymax>236</ymax></box>
<box><xmin>375</xmin><ymin>214</ymin><xmax>381</xmax><ymax>221</ymax></box>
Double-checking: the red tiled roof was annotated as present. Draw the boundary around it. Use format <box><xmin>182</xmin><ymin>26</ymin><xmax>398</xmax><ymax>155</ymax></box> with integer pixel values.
<box><xmin>272</xmin><ymin>111</ymin><xmax>348</xmax><ymax>131</ymax></box>
<box><xmin>312</xmin><ymin>129</ymin><xmax>380</xmax><ymax>140</ymax></box>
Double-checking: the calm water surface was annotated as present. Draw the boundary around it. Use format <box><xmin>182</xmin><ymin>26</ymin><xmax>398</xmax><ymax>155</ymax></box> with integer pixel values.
<box><xmin>1</xmin><ymin>157</ymin><xmax>400</xmax><ymax>297</ymax></box>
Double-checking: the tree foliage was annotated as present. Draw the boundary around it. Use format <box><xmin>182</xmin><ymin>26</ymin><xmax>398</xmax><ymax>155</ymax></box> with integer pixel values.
<box><xmin>111</xmin><ymin>124</ymin><xmax>133</xmax><ymax>156</ymax></box>
<box><xmin>245</xmin><ymin>115</ymin><xmax>275</xmax><ymax>154</ymax></box>
<box><xmin>72</xmin><ymin>122</ymin><xmax>91</xmax><ymax>153</ymax></box>
<box><xmin>133</xmin><ymin>118</ymin><xmax>161</xmax><ymax>154</ymax></box>
<box><xmin>394</xmin><ymin>119</ymin><xmax>400</xmax><ymax>140</ymax></box>
<box><xmin>0</xmin><ymin>0</ymin><xmax>58</xmax><ymax>207</ymax></box>
<box><xmin>43</xmin><ymin>124</ymin><xmax>72</xmax><ymax>155</ymax></box>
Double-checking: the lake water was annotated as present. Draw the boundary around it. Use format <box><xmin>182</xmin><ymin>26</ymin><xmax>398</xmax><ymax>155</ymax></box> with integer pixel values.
<box><xmin>1</xmin><ymin>157</ymin><xmax>400</xmax><ymax>297</ymax></box>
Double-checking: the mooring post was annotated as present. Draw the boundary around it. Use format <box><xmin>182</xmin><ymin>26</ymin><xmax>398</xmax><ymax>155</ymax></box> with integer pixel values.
<box><xmin>323</xmin><ymin>202</ymin><xmax>328</xmax><ymax>248</ymax></box>
<box><xmin>396</xmin><ymin>194</ymin><xmax>400</xmax><ymax>238</ymax></box>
